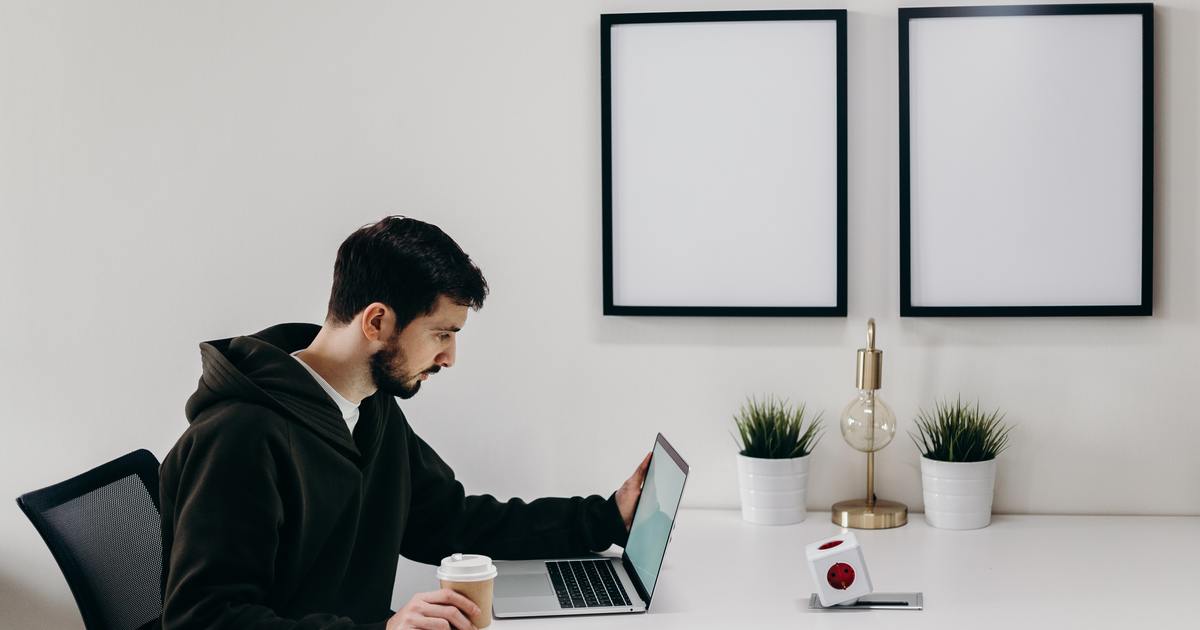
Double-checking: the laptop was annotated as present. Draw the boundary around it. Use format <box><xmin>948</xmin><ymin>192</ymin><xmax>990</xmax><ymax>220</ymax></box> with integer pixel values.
<box><xmin>492</xmin><ymin>433</ymin><xmax>689</xmax><ymax>619</ymax></box>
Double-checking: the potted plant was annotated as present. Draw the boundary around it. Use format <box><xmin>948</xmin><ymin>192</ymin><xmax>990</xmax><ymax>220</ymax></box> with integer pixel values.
<box><xmin>732</xmin><ymin>396</ymin><xmax>823</xmax><ymax>525</ymax></box>
<box><xmin>911</xmin><ymin>397</ymin><xmax>1014</xmax><ymax>530</ymax></box>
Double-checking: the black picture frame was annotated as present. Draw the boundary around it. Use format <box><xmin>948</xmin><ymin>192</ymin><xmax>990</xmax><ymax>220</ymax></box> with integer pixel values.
<box><xmin>601</xmin><ymin>10</ymin><xmax>848</xmax><ymax>317</ymax></box>
<box><xmin>898</xmin><ymin>3</ymin><xmax>1153</xmax><ymax>317</ymax></box>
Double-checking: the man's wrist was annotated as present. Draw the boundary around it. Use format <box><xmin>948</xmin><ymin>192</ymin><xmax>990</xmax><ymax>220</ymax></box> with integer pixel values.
<box><xmin>604</xmin><ymin>492</ymin><xmax>630</xmax><ymax>547</ymax></box>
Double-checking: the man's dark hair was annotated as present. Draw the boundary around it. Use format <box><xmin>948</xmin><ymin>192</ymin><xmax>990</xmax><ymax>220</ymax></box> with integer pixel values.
<box><xmin>326</xmin><ymin>216</ymin><xmax>488</xmax><ymax>329</ymax></box>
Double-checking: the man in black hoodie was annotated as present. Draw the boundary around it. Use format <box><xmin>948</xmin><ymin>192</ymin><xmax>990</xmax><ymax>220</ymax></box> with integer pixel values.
<box><xmin>160</xmin><ymin>217</ymin><xmax>650</xmax><ymax>630</ymax></box>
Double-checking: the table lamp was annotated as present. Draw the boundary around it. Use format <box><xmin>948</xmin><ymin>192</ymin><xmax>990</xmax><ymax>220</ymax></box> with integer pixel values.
<box><xmin>832</xmin><ymin>318</ymin><xmax>907</xmax><ymax>529</ymax></box>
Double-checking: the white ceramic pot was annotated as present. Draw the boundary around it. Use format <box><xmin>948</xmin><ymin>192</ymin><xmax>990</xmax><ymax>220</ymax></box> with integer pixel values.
<box><xmin>736</xmin><ymin>453</ymin><xmax>810</xmax><ymax>525</ymax></box>
<box><xmin>920</xmin><ymin>457</ymin><xmax>997</xmax><ymax>530</ymax></box>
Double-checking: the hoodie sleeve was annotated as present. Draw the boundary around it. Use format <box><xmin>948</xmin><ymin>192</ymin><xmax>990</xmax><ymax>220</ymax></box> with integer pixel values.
<box><xmin>160</xmin><ymin>409</ymin><xmax>386</xmax><ymax>630</ymax></box>
<box><xmin>398</xmin><ymin>424</ymin><xmax>630</xmax><ymax>564</ymax></box>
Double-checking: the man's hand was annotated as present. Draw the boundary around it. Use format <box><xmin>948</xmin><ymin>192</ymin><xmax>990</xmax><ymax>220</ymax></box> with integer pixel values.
<box><xmin>615</xmin><ymin>452</ymin><xmax>652</xmax><ymax>532</ymax></box>
<box><xmin>386</xmin><ymin>589</ymin><xmax>480</xmax><ymax>630</ymax></box>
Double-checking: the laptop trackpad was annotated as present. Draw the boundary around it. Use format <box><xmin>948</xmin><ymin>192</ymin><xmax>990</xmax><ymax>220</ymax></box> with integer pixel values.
<box><xmin>496</xmin><ymin>574</ymin><xmax>552</xmax><ymax>598</ymax></box>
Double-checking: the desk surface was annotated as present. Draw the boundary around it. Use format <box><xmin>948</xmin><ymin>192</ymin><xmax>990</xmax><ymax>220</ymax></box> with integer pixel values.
<box><xmin>486</xmin><ymin>509</ymin><xmax>1199</xmax><ymax>629</ymax></box>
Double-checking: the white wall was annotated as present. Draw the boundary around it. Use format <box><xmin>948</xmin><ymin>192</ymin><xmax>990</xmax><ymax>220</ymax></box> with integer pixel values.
<box><xmin>1</xmin><ymin>1</ymin><xmax>1196</xmax><ymax>627</ymax></box>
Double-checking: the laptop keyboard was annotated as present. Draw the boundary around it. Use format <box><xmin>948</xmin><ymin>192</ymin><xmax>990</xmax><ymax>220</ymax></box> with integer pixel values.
<box><xmin>546</xmin><ymin>559</ymin><xmax>632</xmax><ymax>609</ymax></box>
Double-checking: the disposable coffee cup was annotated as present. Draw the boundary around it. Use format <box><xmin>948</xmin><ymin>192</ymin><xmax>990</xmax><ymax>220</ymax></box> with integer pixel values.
<box><xmin>437</xmin><ymin>553</ymin><xmax>498</xmax><ymax>628</ymax></box>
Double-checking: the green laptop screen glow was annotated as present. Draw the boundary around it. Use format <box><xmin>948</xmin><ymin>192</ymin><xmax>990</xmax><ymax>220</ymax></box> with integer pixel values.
<box><xmin>624</xmin><ymin>441</ymin><xmax>686</xmax><ymax>598</ymax></box>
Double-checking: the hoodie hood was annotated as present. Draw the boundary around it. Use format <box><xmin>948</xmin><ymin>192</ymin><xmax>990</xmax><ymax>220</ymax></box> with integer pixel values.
<box><xmin>185</xmin><ymin>322</ymin><xmax>362</xmax><ymax>456</ymax></box>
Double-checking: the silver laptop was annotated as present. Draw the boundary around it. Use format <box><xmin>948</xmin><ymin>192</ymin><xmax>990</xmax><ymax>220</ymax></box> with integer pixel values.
<box><xmin>492</xmin><ymin>433</ymin><xmax>689</xmax><ymax>619</ymax></box>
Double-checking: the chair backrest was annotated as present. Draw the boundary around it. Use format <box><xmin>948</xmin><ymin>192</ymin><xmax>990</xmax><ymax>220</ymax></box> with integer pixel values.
<box><xmin>16</xmin><ymin>449</ymin><xmax>163</xmax><ymax>630</ymax></box>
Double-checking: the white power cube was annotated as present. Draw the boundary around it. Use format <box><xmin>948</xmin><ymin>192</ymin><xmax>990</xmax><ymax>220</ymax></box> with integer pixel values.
<box><xmin>805</xmin><ymin>531</ymin><xmax>873</xmax><ymax>607</ymax></box>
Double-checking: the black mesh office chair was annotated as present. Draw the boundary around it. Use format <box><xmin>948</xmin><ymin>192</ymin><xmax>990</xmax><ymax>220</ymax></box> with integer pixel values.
<box><xmin>16</xmin><ymin>449</ymin><xmax>163</xmax><ymax>630</ymax></box>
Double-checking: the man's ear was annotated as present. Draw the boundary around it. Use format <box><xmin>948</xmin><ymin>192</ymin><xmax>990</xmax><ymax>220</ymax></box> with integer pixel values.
<box><xmin>359</xmin><ymin>302</ymin><xmax>391</xmax><ymax>343</ymax></box>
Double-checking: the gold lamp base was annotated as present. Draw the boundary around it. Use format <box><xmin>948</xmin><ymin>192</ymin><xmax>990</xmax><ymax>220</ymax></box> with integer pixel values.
<box><xmin>831</xmin><ymin>498</ymin><xmax>908</xmax><ymax>529</ymax></box>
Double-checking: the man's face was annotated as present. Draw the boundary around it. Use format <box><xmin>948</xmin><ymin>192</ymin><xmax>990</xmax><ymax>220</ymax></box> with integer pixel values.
<box><xmin>369</xmin><ymin>295</ymin><xmax>468</xmax><ymax>399</ymax></box>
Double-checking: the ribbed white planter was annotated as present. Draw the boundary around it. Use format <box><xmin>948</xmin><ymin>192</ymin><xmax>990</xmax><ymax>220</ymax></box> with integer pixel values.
<box><xmin>736</xmin><ymin>453</ymin><xmax>810</xmax><ymax>525</ymax></box>
<box><xmin>920</xmin><ymin>457</ymin><xmax>997</xmax><ymax>530</ymax></box>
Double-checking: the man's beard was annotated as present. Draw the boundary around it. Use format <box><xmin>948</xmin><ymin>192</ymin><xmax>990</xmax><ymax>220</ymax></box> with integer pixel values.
<box><xmin>369</xmin><ymin>334</ymin><xmax>438</xmax><ymax>399</ymax></box>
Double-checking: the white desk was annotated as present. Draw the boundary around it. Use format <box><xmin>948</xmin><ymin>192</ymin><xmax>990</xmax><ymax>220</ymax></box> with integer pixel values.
<box><xmin>482</xmin><ymin>509</ymin><xmax>1199</xmax><ymax>629</ymax></box>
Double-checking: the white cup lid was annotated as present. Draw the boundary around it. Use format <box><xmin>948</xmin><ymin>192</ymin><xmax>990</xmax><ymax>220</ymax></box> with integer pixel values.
<box><xmin>437</xmin><ymin>553</ymin><xmax>497</xmax><ymax>581</ymax></box>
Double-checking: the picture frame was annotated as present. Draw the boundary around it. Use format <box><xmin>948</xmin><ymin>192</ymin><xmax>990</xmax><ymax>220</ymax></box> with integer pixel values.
<box><xmin>898</xmin><ymin>3</ymin><xmax>1153</xmax><ymax>317</ymax></box>
<box><xmin>601</xmin><ymin>10</ymin><xmax>848</xmax><ymax>316</ymax></box>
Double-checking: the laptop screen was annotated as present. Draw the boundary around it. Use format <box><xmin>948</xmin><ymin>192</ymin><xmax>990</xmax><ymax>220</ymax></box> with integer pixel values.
<box><xmin>623</xmin><ymin>434</ymin><xmax>688</xmax><ymax>601</ymax></box>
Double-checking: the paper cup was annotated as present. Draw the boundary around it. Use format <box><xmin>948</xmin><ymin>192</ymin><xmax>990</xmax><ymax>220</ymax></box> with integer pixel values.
<box><xmin>437</xmin><ymin>553</ymin><xmax>498</xmax><ymax>628</ymax></box>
